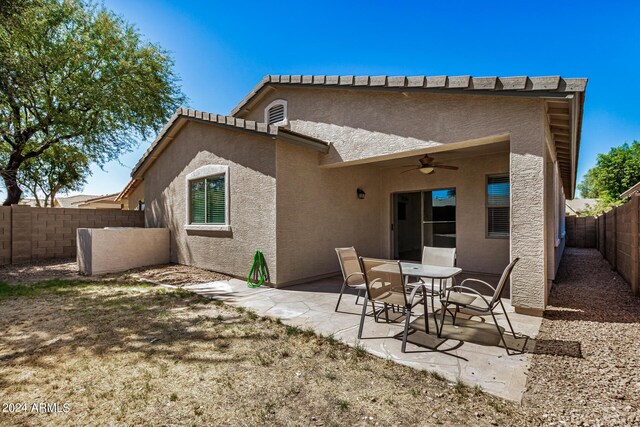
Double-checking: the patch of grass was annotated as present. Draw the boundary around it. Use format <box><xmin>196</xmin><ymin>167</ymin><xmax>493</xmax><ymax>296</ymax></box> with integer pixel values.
<box><xmin>247</xmin><ymin>311</ymin><xmax>258</xmax><ymax>320</ymax></box>
<box><xmin>353</xmin><ymin>341</ymin><xmax>367</xmax><ymax>358</ymax></box>
<box><xmin>325</xmin><ymin>371</ymin><xmax>337</xmax><ymax>380</ymax></box>
<box><xmin>169</xmin><ymin>392</ymin><xmax>178</xmax><ymax>402</ymax></box>
<box><xmin>454</xmin><ymin>379</ymin><xmax>468</xmax><ymax>401</ymax></box>
<box><xmin>324</xmin><ymin>334</ymin><xmax>339</xmax><ymax>345</ymax></box>
<box><xmin>430</xmin><ymin>371</ymin><xmax>446</xmax><ymax>382</ymax></box>
<box><xmin>235</xmin><ymin>306</ymin><xmax>246</xmax><ymax>314</ymax></box>
<box><xmin>285</xmin><ymin>325</ymin><xmax>302</xmax><ymax>336</ymax></box>
<box><xmin>336</xmin><ymin>399</ymin><xmax>350</xmax><ymax>411</ymax></box>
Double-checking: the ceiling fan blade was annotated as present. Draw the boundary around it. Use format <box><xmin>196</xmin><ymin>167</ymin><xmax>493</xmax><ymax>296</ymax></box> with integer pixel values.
<box><xmin>432</xmin><ymin>164</ymin><xmax>459</xmax><ymax>170</ymax></box>
<box><xmin>400</xmin><ymin>167</ymin><xmax>420</xmax><ymax>174</ymax></box>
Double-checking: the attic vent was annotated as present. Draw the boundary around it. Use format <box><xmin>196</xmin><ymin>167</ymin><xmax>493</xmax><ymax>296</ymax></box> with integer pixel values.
<box><xmin>264</xmin><ymin>99</ymin><xmax>287</xmax><ymax>126</ymax></box>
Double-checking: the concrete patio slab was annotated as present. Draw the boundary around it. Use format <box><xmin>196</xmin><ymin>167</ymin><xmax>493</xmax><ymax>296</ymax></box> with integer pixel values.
<box><xmin>185</xmin><ymin>275</ymin><xmax>541</xmax><ymax>402</ymax></box>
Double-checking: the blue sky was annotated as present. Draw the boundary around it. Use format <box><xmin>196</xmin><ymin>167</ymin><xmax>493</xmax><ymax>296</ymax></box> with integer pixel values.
<box><xmin>79</xmin><ymin>0</ymin><xmax>640</xmax><ymax>197</ymax></box>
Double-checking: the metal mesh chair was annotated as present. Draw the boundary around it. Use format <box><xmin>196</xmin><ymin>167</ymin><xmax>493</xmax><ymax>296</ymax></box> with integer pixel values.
<box><xmin>335</xmin><ymin>247</ymin><xmax>367</xmax><ymax>312</ymax></box>
<box><xmin>438</xmin><ymin>258</ymin><xmax>523</xmax><ymax>355</ymax></box>
<box><xmin>359</xmin><ymin>257</ymin><xmax>428</xmax><ymax>353</ymax></box>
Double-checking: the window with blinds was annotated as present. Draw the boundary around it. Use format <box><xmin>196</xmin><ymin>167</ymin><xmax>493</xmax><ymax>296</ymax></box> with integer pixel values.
<box><xmin>190</xmin><ymin>175</ymin><xmax>225</xmax><ymax>224</ymax></box>
<box><xmin>487</xmin><ymin>174</ymin><xmax>510</xmax><ymax>238</ymax></box>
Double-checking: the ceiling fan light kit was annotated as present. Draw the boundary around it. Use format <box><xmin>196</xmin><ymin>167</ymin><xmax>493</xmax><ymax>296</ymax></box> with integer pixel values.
<box><xmin>399</xmin><ymin>154</ymin><xmax>458</xmax><ymax>175</ymax></box>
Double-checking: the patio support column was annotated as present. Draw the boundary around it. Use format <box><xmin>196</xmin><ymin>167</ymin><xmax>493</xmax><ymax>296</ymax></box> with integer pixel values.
<box><xmin>509</xmin><ymin>111</ymin><xmax>548</xmax><ymax>316</ymax></box>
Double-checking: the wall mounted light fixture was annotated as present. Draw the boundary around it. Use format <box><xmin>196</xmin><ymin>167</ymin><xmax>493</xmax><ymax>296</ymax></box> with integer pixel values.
<box><xmin>357</xmin><ymin>188</ymin><xmax>366</xmax><ymax>199</ymax></box>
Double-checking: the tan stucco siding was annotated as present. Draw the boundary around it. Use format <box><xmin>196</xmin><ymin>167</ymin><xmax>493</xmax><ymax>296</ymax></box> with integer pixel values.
<box><xmin>275</xmin><ymin>142</ymin><xmax>382</xmax><ymax>285</ymax></box>
<box><xmin>509</xmin><ymin>103</ymin><xmax>547</xmax><ymax>314</ymax></box>
<box><xmin>127</xmin><ymin>181</ymin><xmax>145</xmax><ymax>211</ymax></box>
<box><xmin>244</xmin><ymin>87</ymin><xmax>541</xmax><ymax>167</ymax></box>
<box><xmin>143</xmin><ymin>121</ymin><xmax>277</xmax><ymax>281</ymax></box>
<box><xmin>379</xmin><ymin>152</ymin><xmax>510</xmax><ymax>275</ymax></box>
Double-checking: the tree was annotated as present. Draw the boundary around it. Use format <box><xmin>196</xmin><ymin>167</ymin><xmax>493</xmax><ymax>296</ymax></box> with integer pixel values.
<box><xmin>0</xmin><ymin>0</ymin><xmax>185</xmax><ymax>205</ymax></box>
<box><xmin>578</xmin><ymin>141</ymin><xmax>640</xmax><ymax>201</ymax></box>
<box><xmin>18</xmin><ymin>145</ymin><xmax>90</xmax><ymax>207</ymax></box>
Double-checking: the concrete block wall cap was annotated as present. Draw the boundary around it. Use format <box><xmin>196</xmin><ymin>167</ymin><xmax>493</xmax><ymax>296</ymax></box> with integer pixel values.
<box><xmin>312</xmin><ymin>75</ymin><xmax>326</xmax><ymax>84</ymax></box>
<box><xmin>290</xmin><ymin>75</ymin><xmax>302</xmax><ymax>83</ymax></box>
<box><xmin>302</xmin><ymin>75</ymin><xmax>314</xmax><ymax>84</ymax></box>
<box><xmin>280</xmin><ymin>75</ymin><xmax>291</xmax><ymax>83</ymax></box>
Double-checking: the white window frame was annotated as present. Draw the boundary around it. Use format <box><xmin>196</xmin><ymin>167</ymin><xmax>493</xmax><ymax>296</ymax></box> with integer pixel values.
<box><xmin>486</xmin><ymin>173</ymin><xmax>510</xmax><ymax>239</ymax></box>
<box><xmin>185</xmin><ymin>165</ymin><xmax>230</xmax><ymax>231</ymax></box>
<box><xmin>264</xmin><ymin>99</ymin><xmax>288</xmax><ymax>126</ymax></box>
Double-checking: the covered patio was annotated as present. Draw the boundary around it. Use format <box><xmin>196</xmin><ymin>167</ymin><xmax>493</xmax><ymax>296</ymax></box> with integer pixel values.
<box><xmin>183</xmin><ymin>274</ymin><xmax>542</xmax><ymax>402</ymax></box>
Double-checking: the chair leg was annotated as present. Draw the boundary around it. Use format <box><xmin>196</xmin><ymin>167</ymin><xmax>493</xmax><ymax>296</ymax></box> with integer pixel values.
<box><xmin>335</xmin><ymin>279</ymin><xmax>348</xmax><ymax>312</ymax></box>
<box><xmin>401</xmin><ymin>307</ymin><xmax>412</xmax><ymax>353</ymax></box>
<box><xmin>489</xmin><ymin>309</ymin><xmax>519</xmax><ymax>355</ymax></box>
<box><xmin>384</xmin><ymin>303</ymin><xmax>390</xmax><ymax>323</ymax></box>
<box><xmin>438</xmin><ymin>301</ymin><xmax>446</xmax><ymax>337</ymax></box>
<box><xmin>452</xmin><ymin>306</ymin><xmax>459</xmax><ymax>325</ymax></box>
<box><xmin>357</xmin><ymin>294</ymin><xmax>369</xmax><ymax>339</ymax></box>
<box><xmin>498</xmin><ymin>299</ymin><xmax>518</xmax><ymax>337</ymax></box>
<box><xmin>423</xmin><ymin>297</ymin><xmax>430</xmax><ymax>335</ymax></box>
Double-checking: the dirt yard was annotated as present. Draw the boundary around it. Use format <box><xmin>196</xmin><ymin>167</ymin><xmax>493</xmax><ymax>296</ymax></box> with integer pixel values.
<box><xmin>0</xmin><ymin>278</ymin><xmax>535</xmax><ymax>426</ymax></box>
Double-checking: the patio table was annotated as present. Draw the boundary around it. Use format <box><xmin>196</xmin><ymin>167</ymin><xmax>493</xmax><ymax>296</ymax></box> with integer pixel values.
<box><xmin>371</xmin><ymin>262</ymin><xmax>462</xmax><ymax>330</ymax></box>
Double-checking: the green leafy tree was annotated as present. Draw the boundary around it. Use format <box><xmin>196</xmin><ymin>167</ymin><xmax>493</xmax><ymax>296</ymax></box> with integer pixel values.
<box><xmin>0</xmin><ymin>0</ymin><xmax>185</xmax><ymax>205</ymax></box>
<box><xmin>578</xmin><ymin>141</ymin><xmax>640</xmax><ymax>202</ymax></box>
<box><xmin>18</xmin><ymin>145</ymin><xmax>90</xmax><ymax>207</ymax></box>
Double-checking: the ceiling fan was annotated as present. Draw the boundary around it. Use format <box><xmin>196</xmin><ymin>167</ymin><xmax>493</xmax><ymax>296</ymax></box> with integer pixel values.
<box><xmin>400</xmin><ymin>155</ymin><xmax>459</xmax><ymax>175</ymax></box>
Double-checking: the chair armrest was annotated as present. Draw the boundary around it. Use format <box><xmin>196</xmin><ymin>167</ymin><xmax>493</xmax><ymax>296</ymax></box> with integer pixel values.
<box><xmin>408</xmin><ymin>283</ymin><xmax>426</xmax><ymax>307</ymax></box>
<box><xmin>345</xmin><ymin>272</ymin><xmax>364</xmax><ymax>283</ymax></box>
<box><xmin>460</xmin><ymin>278</ymin><xmax>496</xmax><ymax>293</ymax></box>
<box><xmin>443</xmin><ymin>285</ymin><xmax>491</xmax><ymax>308</ymax></box>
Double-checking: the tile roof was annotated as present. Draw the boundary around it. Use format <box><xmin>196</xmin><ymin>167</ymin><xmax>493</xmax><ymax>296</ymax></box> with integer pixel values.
<box><xmin>131</xmin><ymin>108</ymin><xmax>330</xmax><ymax>178</ymax></box>
<box><xmin>230</xmin><ymin>75</ymin><xmax>588</xmax><ymax>116</ymax></box>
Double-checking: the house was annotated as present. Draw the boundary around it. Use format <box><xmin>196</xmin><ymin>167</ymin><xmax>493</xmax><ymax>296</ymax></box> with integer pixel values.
<box><xmin>565</xmin><ymin>198</ymin><xmax>599</xmax><ymax>216</ymax></box>
<box><xmin>73</xmin><ymin>193</ymin><xmax>124</xmax><ymax>209</ymax></box>
<box><xmin>119</xmin><ymin>74</ymin><xmax>586</xmax><ymax>316</ymax></box>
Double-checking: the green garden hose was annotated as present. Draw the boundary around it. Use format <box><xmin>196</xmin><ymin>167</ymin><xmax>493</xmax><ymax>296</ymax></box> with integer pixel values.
<box><xmin>247</xmin><ymin>249</ymin><xmax>267</xmax><ymax>288</ymax></box>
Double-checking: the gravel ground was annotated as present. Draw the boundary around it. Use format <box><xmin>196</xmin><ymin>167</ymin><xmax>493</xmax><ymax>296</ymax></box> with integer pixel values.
<box><xmin>523</xmin><ymin>247</ymin><xmax>640</xmax><ymax>426</ymax></box>
<box><xmin>126</xmin><ymin>263</ymin><xmax>231</xmax><ymax>286</ymax></box>
<box><xmin>0</xmin><ymin>259</ymin><xmax>231</xmax><ymax>286</ymax></box>
<box><xmin>0</xmin><ymin>258</ymin><xmax>79</xmax><ymax>283</ymax></box>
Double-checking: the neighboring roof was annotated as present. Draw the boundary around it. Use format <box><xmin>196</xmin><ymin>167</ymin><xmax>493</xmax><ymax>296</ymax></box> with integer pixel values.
<box><xmin>79</xmin><ymin>193</ymin><xmax>120</xmax><ymax>204</ymax></box>
<box><xmin>566</xmin><ymin>198</ymin><xmax>599</xmax><ymax>215</ymax></box>
<box><xmin>131</xmin><ymin>108</ymin><xmax>330</xmax><ymax>179</ymax></box>
<box><xmin>620</xmin><ymin>182</ymin><xmax>640</xmax><ymax>200</ymax></box>
<box><xmin>56</xmin><ymin>194</ymin><xmax>100</xmax><ymax>208</ymax></box>
<box><xmin>231</xmin><ymin>74</ymin><xmax>588</xmax><ymax>116</ymax></box>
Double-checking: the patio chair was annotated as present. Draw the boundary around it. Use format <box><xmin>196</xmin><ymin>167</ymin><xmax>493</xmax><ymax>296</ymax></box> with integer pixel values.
<box><xmin>334</xmin><ymin>247</ymin><xmax>367</xmax><ymax>312</ymax></box>
<box><xmin>406</xmin><ymin>246</ymin><xmax>456</xmax><ymax>310</ymax></box>
<box><xmin>358</xmin><ymin>257</ymin><xmax>428</xmax><ymax>353</ymax></box>
<box><xmin>437</xmin><ymin>258</ymin><xmax>523</xmax><ymax>355</ymax></box>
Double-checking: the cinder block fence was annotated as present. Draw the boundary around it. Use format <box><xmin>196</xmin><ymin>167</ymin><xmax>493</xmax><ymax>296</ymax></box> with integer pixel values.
<box><xmin>0</xmin><ymin>205</ymin><xmax>144</xmax><ymax>265</ymax></box>
<box><xmin>566</xmin><ymin>194</ymin><xmax>640</xmax><ymax>296</ymax></box>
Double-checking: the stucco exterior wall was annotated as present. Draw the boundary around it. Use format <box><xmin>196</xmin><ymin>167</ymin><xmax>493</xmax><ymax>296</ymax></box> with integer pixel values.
<box><xmin>509</xmin><ymin>103</ymin><xmax>547</xmax><ymax>315</ymax></box>
<box><xmin>77</xmin><ymin>227</ymin><xmax>169</xmax><ymax>275</ymax></box>
<box><xmin>143</xmin><ymin>121</ymin><xmax>278</xmax><ymax>281</ymax></box>
<box><xmin>274</xmin><ymin>142</ymin><xmax>382</xmax><ymax>285</ymax></box>
<box><xmin>379</xmin><ymin>152</ymin><xmax>510</xmax><ymax>275</ymax></box>
<box><xmin>127</xmin><ymin>182</ymin><xmax>145</xmax><ymax>210</ymax></box>
<box><xmin>244</xmin><ymin>87</ymin><xmax>540</xmax><ymax>167</ymax></box>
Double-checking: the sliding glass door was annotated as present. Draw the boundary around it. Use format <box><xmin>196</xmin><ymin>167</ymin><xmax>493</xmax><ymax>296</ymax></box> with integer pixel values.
<box><xmin>392</xmin><ymin>189</ymin><xmax>456</xmax><ymax>261</ymax></box>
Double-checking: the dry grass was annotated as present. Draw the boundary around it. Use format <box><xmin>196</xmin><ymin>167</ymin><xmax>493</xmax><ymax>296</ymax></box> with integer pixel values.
<box><xmin>0</xmin><ymin>278</ymin><xmax>538</xmax><ymax>426</ymax></box>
